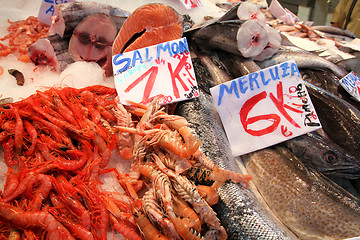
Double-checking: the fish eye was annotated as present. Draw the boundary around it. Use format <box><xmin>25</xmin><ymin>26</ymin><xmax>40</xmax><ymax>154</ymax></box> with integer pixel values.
<box><xmin>324</xmin><ymin>151</ymin><xmax>337</xmax><ymax>164</ymax></box>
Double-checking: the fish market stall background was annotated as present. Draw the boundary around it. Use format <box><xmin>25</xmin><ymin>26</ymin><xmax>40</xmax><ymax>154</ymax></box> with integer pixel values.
<box><xmin>1</xmin><ymin>0</ymin><xmax>360</xmax><ymax>239</ymax></box>
<box><xmin>271</xmin><ymin>0</ymin><xmax>340</xmax><ymax>26</ymax></box>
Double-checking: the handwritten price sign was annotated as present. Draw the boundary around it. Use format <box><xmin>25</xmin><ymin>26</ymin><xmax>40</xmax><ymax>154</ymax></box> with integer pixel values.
<box><xmin>112</xmin><ymin>37</ymin><xmax>199</xmax><ymax>105</ymax></box>
<box><xmin>38</xmin><ymin>0</ymin><xmax>76</xmax><ymax>25</ymax></box>
<box><xmin>179</xmin><ymin>0</ymin><xmax>202</xmax><ymax>9</ymax></box>
<box><xmin>339</xmin><ymin>71</ymin><xmax>360</xmax><ymax>102</ymax></box>
<box><xmin>210</xmin><ymin>60</ymin><xmax>321</xmax><ymax>156</ymax></box>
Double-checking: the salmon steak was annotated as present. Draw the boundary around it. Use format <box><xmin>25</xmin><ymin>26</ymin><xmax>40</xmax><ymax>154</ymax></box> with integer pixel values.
<box><xmin>112</xmin><ymin>3</ymin><xmax>184</xmax><ymax>54</ymax></box>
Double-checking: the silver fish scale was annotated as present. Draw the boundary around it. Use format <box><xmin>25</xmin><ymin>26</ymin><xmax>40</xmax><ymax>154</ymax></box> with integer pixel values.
<box><xmin>175</xmin><ymin>91</ymin><xmax>293</xmax><ymax>239</ymax></box>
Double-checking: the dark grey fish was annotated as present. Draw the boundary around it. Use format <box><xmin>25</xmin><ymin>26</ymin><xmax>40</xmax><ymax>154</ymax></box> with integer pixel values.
<box><xmin>305</xmin><ymin>82</ymin><xmax>360</xmax><ymax>161</ymax></box>
<box><xmin>192</xmin><ymin>20</ymin><xmax>243</xmax><ymax>57</ymax></box>
<box><xmin>257</xmin><ymin>50</ymin><xmax>348</xmax><ymax>78</ymax></box>
<box><xmin>311</xmin><ymin>25</ymin><xmax>357</xmax><ymax>39</ymax></box>
<box><xmin>216</xmin><ymin>50</ymin><xmax>261</xmax><ymax>77</ymax></box>
<box><xmin>175</xmin><ymin>91</ymin><xmax>294</xmax><ymax>239</ymax></box>
<box><xmin>217</xmin><ymin>3</ymin><xmax>240</xmax><ymax>21</ymax></box>
<box><xmin>242</xmin><ymin>146</ymin><xmax>360</xmax><ymax>239</ymax></box>
<box><xmin>283</xmin><ymin>131</ymin><xmax>360</xmax><ymax>179</ymax></box>
<box><xmin>47</xmin><ymin>34</ymin><xmax>74</xmax><ymax>71</ymax></box>
<box><xmin>300</xmin><ymin>68</ymin><xmax>340</xmax><ymax>94</ymax></box>
<box><xmin>337</xmin><ymin>56</ymin><xmax>360</xmax><ymax>77</ymax></box>
<box><xmin>216</xmin><ymin>2</ymin><xmax>240</xmax><ymax>11</ymax></box>
<box><xmin>50</xmin><ymin>2</ymin><xmax>130</xmax><ymax>38</ymax></box>
<box><xmin>196</xmin><ymin>51</ymin><xmax>232</xmax><ymax>84</ymax></box>
<box><xmin>191</xmin><ymin>57</ymin><xmax>219</xmax><ymax>95</ymax></box>
<box><xmin>301</xmin><ymin>68</ymin><xmax>360</xmax><ymax>111</ymax></box>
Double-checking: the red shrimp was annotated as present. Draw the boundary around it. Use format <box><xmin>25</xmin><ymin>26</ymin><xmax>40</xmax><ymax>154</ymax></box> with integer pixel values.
<box><xmin>3</xmin><ymin>164</ymin><xmax>56</xmax><ymax>202</ymax></box>
<box><xmin>110</xmin><ymin>215</ymin><xmax>142</xmax><ymax>240</ymax></box>
<box><xmin>10</xmin><ymin>105</ymin><xmax>23</xmax><ymax>153</ymax></box>
<box><xmin>88</xmin><ymin>105</ymin><xmax>102</xmax><ymax>124</ymax></box>
<box><xmin>80</xmin><ymin>85</ymin><xmax>117</xmax><ymax>95</ymax></box>
<box><xmin>96</xmin><ymin>105</ymin><xmax>117</xmax><ymax>123</ymax></box>
<box><xmin>0</xmin><ymin>130</ymin><xmax>9</xmax><ymax>144</ymax></box>
<box><xmin>2</xmin><ymin>137</ymin><xmax>16</xmax><ymax>166</ymax></box>
<box><xmin>91</xmin><ymin>132</ymin><xmax>111</xmax><ymax>167</ymax></box>
<box><xmin>47</xmin><ymin>207</ymin><xmax>94</xmax><ymax>240</ymax></box>
<box><xmin>23</xmin><ymin>120</ymin><xmax>37</xmax><ymax>156</ymax></box>
<box><xmin>0</xmin><ymin>202</ymin><xmax>75</xmax><ymax>240</ymax></box>
<box><xmin>31</xmin><ymin>104</ymin><xmax>93</xmax><ymax>140</ymax></box>
<box><xmin>37</xmin><ymin>142</ymin><xmax>88</xmax><ymax>171</ymax></box>
<box><xmin>1</xmin><ymin>119</ymin><xmax>15</xmax><ymax>133</ymax></box>
<box><xmin>101</xmin><ymin>193</ymin><xmax>136</xmax><ymax>225</ymax></box>
<box><xmin>52</xmin><ymin>93</ymin><xmax>79</xmax><ymax>127</ymax></box>
<box><xmin>75</xmin><ymin>180</ymin><xmax>109</xmax><ymax>240</ymax></box>
<box><xmin>29</xmin><ymin>174</ymin><xmax>53</xmax><ymax>211</ymax></box>
<box><xmin>22</xmin><ymin>110</ymin><xmax>67</xmax><ymax>142</ymax></box>
<box><xmin>2</xmin><ymin>168</ymin><xmax>19</xmax><ymax>199</ymax></box>
<box><xmin>59</xmin><ymin>217</ymin><xmax>94</xmax><ymax>240</ymax></box>
<box><xmin>50</xmin><ymin>191</ymin><xmax>91</xmax><ymax>230</ymax></box>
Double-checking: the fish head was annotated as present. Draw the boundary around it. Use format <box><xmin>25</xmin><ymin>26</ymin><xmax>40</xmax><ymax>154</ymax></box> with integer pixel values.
<box><xmin>284</xmin><ymin>134</ymin><xmax>360</xmax><ymax>179</ymax></box>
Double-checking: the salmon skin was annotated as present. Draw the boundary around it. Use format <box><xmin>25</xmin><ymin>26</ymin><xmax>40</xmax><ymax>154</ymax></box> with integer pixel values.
<box><xmin>112</xmin><ymin>3</ymin><xmax>185</xmax><ymax>54</ymax></box>
<box><xmin>175</xmin><ymin>90</ymin><xmax>293</xmax><ymax>239</ymax></box>
<box><xmin>243</xmin><ymin>146</ymin><xmax>360</xmax><ymax>240</ymax></box>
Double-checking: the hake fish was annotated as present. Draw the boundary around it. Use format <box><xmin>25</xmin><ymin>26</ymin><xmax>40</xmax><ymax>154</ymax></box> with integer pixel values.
<box><xmin>257</xmin><ymin>50</ymin><xmax>348</xmax><ymax>79</ymax></box>
<box><xmin>242</xmin><ymin>146</ymin><xmax>360</xmax><ymax>240</ymax></box>
<box><xmin>305</xmin><ymin>82</ymin><xmax>360</xmax><ymax>161</ymax></box>
<box><xmin>283</xmin><ymin>131</ymin><xmax>360</xmax><ymax>179</ymax></box>
<box><xmin>175</xmin><ymin>90</ymin><xmax>293</xmax><ymax>239</ymax></box>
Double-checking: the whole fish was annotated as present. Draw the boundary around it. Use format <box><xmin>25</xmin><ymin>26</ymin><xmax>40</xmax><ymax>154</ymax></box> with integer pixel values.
<box><xmin>301</xmin><ymin>68</ymin><xmax>360</xmax><ymax>111</ymax></box>
<box><xmin>196</xmin><ymin>51</ymin><xmax>232</xmax><ymax>84</ymax></box>
<box><xmin>305</xmin><ymin>82</ymin><xmax>360</xmax><ymax>161</ymax></box>
<box><xmin>311</xmin><ymin>25</ymin><xmax>357</xmax><ymax>39</ymax></box>
<box><xmin>192</xmin><ymin>20</ymin><xmax>244</xmax><ymax>56</ymax></box>
<box><xmin>175</xmin><ymin>89</ymin><xmax>294</xmax><ymax>239</ymax></box>
<box><xmin>216</xmin><ymin>50</ymin><xmax>261</xmax><ymax>77</ymax></box>
<box><xmin>242</xmin><ymin>146</ymin><xmax>360</xmax><ymax>240</ymax></box>
<box><xmin>191</xmin><ymin>57</ymin><xmax>220</xmax><ymax>95</ymax></box>
<box><xmin>336</xmin><ymin>56</ymin><xmax>360</xmax><ymax>77</ymax></box>
<box><xmin>283</xmin><ymin>131</ymin><xmax>360</xmax><ymax>179</ymax></box>
<box><xmin>257</xmin><ymin>50</ymin><xmax>348</xmax><ymax>78</ymax></box>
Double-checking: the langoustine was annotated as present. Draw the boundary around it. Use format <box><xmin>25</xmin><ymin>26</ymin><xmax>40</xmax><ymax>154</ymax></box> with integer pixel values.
<box><xmin>115</xmin><ymin>99</ymin><xmax>252</xmax><ymax>239</ymax></box>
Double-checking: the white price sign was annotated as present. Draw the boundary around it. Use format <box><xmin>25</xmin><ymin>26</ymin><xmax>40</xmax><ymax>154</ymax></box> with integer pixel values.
<box><xmin>37</xmin><ymin>0</ymin><xmax>76</xmax><ymax>25</ymax></box>
<box><xmin>210</xmin><ymin>60</ymin><xmax>322</xmax><ymax>156</ymax></box>
<box><xmin>112</xmin><ymin>37</ymin><xmax>199</xmax><ymax>105</ymax></box>
<box><xmin>339</xmin><ymin>71</ymin><xmax>360</xmax><ymax>102</ymax></box>
<box><xmin>179</xmin><ymin>0</ymin><xmax>202</xmax><ymax>9</ymax></box>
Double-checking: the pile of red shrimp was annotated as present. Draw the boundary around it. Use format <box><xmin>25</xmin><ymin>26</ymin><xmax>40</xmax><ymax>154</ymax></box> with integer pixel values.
<box><xmin>0</xmin><ymin>85</ymin><xmax>252</xmax><ymax>239</ymax></box>
<box><xmin>0</xmin><ymin>85</ymin><xmax>137</xmax><ymax>239</ymax></box>
<box><xmin>0</xmin><ymin>16</ymin><xmax>49</xmax><ymax>62</ymax></box>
